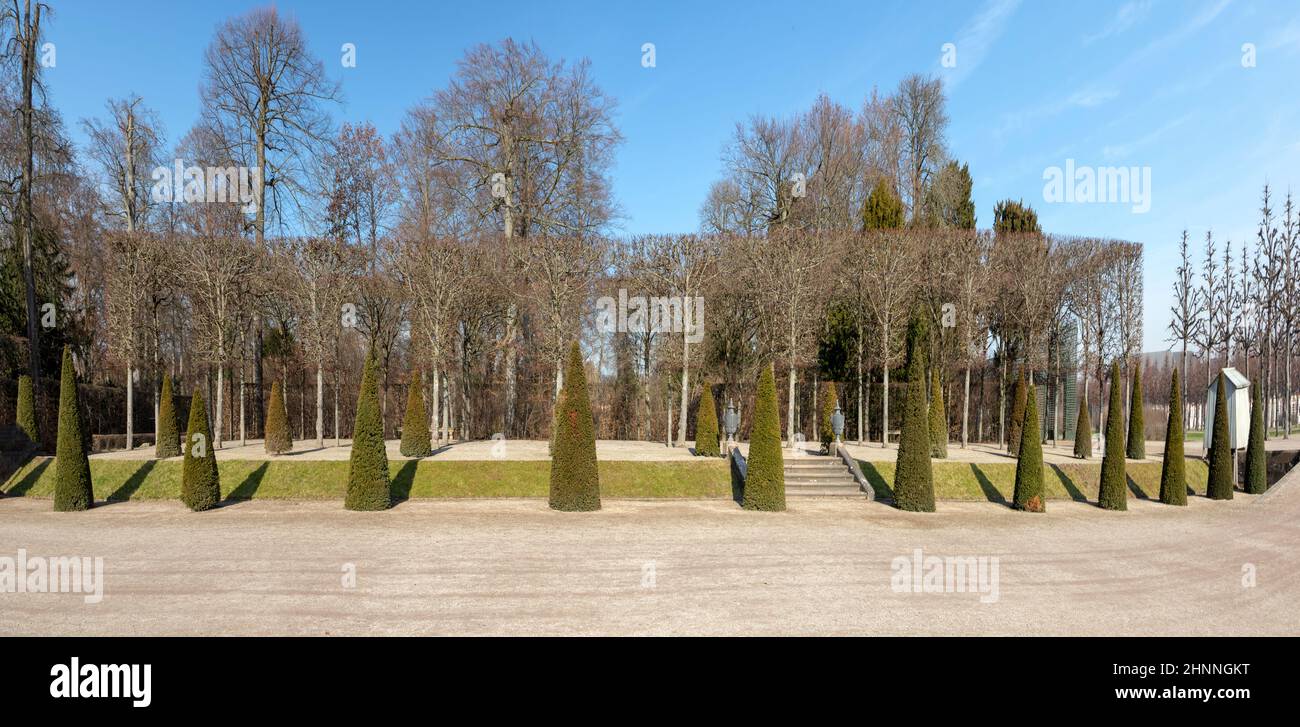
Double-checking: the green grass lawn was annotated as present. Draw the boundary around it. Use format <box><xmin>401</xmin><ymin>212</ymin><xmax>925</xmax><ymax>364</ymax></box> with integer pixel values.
<box><xmin>2</xmin><ymin>457</ymin><xmax>731</xmax><ymax>501</ymax></box>
<box><xmin>858</xmin><ymin>458</ymin><xmax>1210</xmax><ymax>502</ymax></box>
<box><xmin>2</xmin><ymin>454</ymin><xmax>1213</xmax><ymax>504</ymax></box>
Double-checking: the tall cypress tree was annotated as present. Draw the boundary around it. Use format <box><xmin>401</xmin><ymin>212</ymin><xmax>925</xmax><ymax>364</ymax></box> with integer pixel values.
<box><xmin>53</xmin><ymin>346</ymin><xmax>93</xmax><ymax>511</ymax></box>
<box><xmin>1126</xmin><ymin>363</ymin><xmax>1146</xmax><ymax>460</ymax></box>
<box><xmin>893</xmin><ymin>311</ymin><xmax>935</xmax><ymax>512</ymax></box>
<box><xmin>1012</xmin><ymin>383</ymin><xmax>1045</xmax><ymax>512</ymax></box>
<box><xmin>1007</xmin><ymin>370</ymin><xmax>1027</xmax><ymax>454</ymax></box>
<box><xmin>181</xmin><ymin>388</ymin><xmax>221</xmax><ymax>511</ymax></box>
<box><xmin>156</xmin><ymin>373</ymin><xmax>180</xmax><ymax>458</ymax></box>
<box><xmin>1159</xmin><ymin>368</ymin><xmax>1187</xmax><ymax>505</ymax></box>
<box><xmin>743</xmin><ymin>364</ymin><xmax>785</xmax><ymax>511</ymax></box>
<box><xmin>694</xmin><ymin>382</ymin><xmax>721</xmax><ymax>457</ymax></box>
<box><xmin>400</xmin><ymin>368</ymin><xmax>433</xmax><ymax>458</ymax></box>
<box><xmin>1245</xmin><ymin>378</ymin><xmax>1267</xmax><ymax>494</ymax></box>
<box><xmin>264</xmin><ymin>380</ymin><xmax>292</xmax><ymax>454</ymax></box>
<box><xmin>928</xmin><ymin>368</ymin><xmax>947</xmax><ymax>459</ymax></box>
<box><xmin>819</xmin><ymin>381</ymin><xmax>838</xmax><ymax>453</ymax></box>
<box><xmin>1073</xmin><ymin>394</ymin><xmax>1092</xmax><ymax>459</ymax></box>
<box><xmin>1098</xmin><ymin>360</ymin><xmax>1128</xmax><ymax>511</ymax></box>
<box><xmin>1206</xmin><ymin>372</ymin><xmax>1234</xmax><ymax>500</ymax></box>
<box><xmin>549</xmin><ymin>342</ymin><xmax>600</xmax><ymax>511</ymax></box>
<box><xmin>346</xmin><ymin>352</ymin><xmax>391</xmax><ymax>511</ymax></box>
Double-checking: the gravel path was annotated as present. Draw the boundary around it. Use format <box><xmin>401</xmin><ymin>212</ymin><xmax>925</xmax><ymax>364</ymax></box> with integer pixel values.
<box><xmin>3</xmin><ymin>466</ymin><xmax>1296</xmax><ymax>636</ymax></box>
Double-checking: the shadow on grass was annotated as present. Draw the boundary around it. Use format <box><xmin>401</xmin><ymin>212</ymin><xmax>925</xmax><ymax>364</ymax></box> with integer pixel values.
<box><xmin>107</xmin><ymin>460</ymin><xmax>155</xmax><ymax>501</ymax></box>
<box><xmin>390</xmin><ymin>460</ymin><xmax>418</xmax><ymax>503</ymax></box>
<box><xmin>856</xmin><ymin>461</ymin><xmax>894</xmax><ymax>501</ymax></box>
<box><xmin>1125</xmin><ymin>473</ymin><xmax>1150</xmax><ymax>500</ymax></box>
<box><xmin>227</xmin><ymin>462</ymin><xmax>269</xmax><ymax>500</ymax></box>
<box><xmin>970</xmin><ymin>464</ymin><xmax>1007</xmax><ymax>505</ymax></box>
<box><xmin>5</xmin><ymin>457</ymin><xmax>50</xmax><ymax>496</ymax></box>
<box><xmin>1047</xmin><ymin>464</ymin><xmax>1089</xmax><ymax>502</ymax></box>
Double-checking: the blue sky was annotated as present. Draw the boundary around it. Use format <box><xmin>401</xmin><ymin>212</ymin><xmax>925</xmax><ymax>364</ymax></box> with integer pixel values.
<box><xmin>42</xmin><ymin>0</ymin><xmax>1300</xmax><ymax>351</ymax></box>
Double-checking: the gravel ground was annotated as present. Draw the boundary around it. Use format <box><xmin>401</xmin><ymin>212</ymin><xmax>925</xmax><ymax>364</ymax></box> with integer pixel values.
<box><xmin>2</xmin><ymin>466</ymin><xmax>1296</xmax><ymax>636</ymax></box>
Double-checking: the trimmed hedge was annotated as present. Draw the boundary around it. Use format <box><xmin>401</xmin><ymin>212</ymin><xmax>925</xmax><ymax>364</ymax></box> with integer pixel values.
<box><xmin>929</xmin><ymin>368</ymin><xmax>947</xmax><ymax>459</ymax></box>
<box><xmin>400</xmin><ymin>367</ymin><xmax>433</xmax><ymax>458</ymax></box>
<box><xmin>345</xmin><ymin>353</ymin><xmax>392</xmax><ymax>511</ymax></box>
<box><xmin>1012</xmin><ymin>383</ymin><xmax>1045</xmax><ymax>512</ymax></box>
<box><xmin>694</xmin><ymin>382</ymin><xmax>721</xmax><ymax>457</ymax></box>
<box><xmin>820</xmin><ymin>381</ymin><xmax>838</xmax><ymax>454</ymax></box>
<box><xmin>180</xmin><ymin>388</ymin><xmax>221</xmax><ymax>511</ymax></box>
<box><xmin>1244</xmin><ymin>377</ymin><xmax>1266</xmax><ymax>494</ymax></box>
<box><xmin>1073</xmin><ymin>392</ymin><xmax>1092</xmax><ymax>459</ymax></box>
<box><xmin>156</xmin><ymin>373</ymin><xmax>180</xmax><ymax>458</ymax></box>
<box><xmin>53</xmin><ymin>346</ymin><xmax>93</xmax><ymax>511</ymax></box>
<box><xmin>16</xmin><ymin>373</ymin><xmax>37</xmax><ymax>444</ymax></box>
<box><xmin>893</xmin><ymin>311</ymin><xmax>934</xmax><ymax>512</ymax></box>
<box><xmin>743</xmin><ymin>364</ymin><xmax>785</xmax><ymax>511</ymax></box>
<box><xmin>1206</xmin><ymin>372</ymin><xmax>1234</xmax><ymax>500</ymax></box>
<box><xmin>264</xmin><ymin>380</ymin><xmax>292</xmax><ymax>455</ymax></box>
<box><xmin>1126</xmin><ymin>363</ymin><xmax>1145</xmax><ymax>460</ymax></box>
<box><xmin>1097</xmin><ymin>360</ymin><xmax>1127</xmax><ymax>511</ymax></box>
<box><xmin>549</xmin><ymin>342</ymin><xmax>601</xmax><ymax>511</ymax></box>
<box><xmin>1159</xmin><ymin>368</ymin><xmax>1186</xmax><ymax>505</ymax></box>
<box><xmin>1007</xmin><ymin>369</ymin><xmax>1027</xmax><ymax>454</ymax></box>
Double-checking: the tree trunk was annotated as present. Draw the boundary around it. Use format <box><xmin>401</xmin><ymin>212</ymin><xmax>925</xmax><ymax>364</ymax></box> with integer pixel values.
<box><xmin>126</xmin><ymin>365</ymin><xmax>134</xmax><ymax>450</ymax></box>
<box><xmin>961</xmin><ymin>364</ymin><xmax>971</xmax><ymax>449</ymax></box>
<box><xmin>315</xmin><ymin>363</ymin><xmax>325</xmax><ymax>447</ymax></box>
<box><xmin>215</xmin><ymin>365</ymin><xmax>224</xmax><ymax>449</ymax></box>
<box><xmin>239</xmin><ymin>363</ymin><xmax>247</xmax><ymax>446</ymax></box>
<box><xmin>676</xmin><ymin>335</ymin><xmax>690</xmax><ymax>447</ymax></box>
<box><xmin>787</xmin><ymin>366</ymin><xmax>797</xmax><ymax>447</ymax></box>
<box><xmin>856</xmin><ymin>321</ymin><xmax>864</xmax><ymax>444</ymax></box>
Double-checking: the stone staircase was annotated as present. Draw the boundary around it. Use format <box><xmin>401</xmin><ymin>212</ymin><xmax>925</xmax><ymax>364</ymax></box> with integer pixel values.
<box><xmin>783</xmin><ymin>454</ymin><xmax>864</xmax><ymax>497</ymax></box>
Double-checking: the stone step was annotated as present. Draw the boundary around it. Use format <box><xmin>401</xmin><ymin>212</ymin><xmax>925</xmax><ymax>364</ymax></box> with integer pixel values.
<box><xmin>784</xmin><ymin>485</ymin><xmax>866</xmax><ymax>497</ymax></box>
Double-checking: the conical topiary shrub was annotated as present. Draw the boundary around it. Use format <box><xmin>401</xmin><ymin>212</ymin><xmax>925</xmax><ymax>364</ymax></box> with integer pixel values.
<box><xmin>264</xmin><ymin>380</ymin><xmax>292</xmax><ymax>455</ymax></box>
<box><xmin>1159</xmin><ymin>368</ymin><xmax>1186</xmax><ymax>505</ymax></box>
<box><xmin>1098</xmin><ymin>360</ymin><xmax>1127</xmax><ymax>511</ymax></box>
<box><xmin>1245</xmin><ymin>378</ymin><xmax>1266</xmax><ymax>494</ymax></box>
<box><xmin>1206</xmin><ymin>372</ymin><xmax>1234</xmax><ymax>500</ymax></box>
<box><xmin>400</xmin><ymin>367</ymin><xmax>433</xmax><ymax>458</ymax></box>
<box><xmin>819</xmin><ymin>381</ymin><xmax>838</xmax><ymax>454</ymax></box>
<box><xmin>549</xmin><ymin>341</ymin><xmax>600</xmax><ymax>511</ymax></box>
<box><xmin>53</xmin><ymin>346</ymin><xmax>93</xmax><ymax>511</ymax></box>
<box><xmin>1074</xmin><ymin>393</ymin><xmax>1092</xmax><ymax>459</ymax></box>
<box><xmin>743</xmin><ymin>364</ymin><xmax>785</xmax><ymax>511</ymax></box>
<box><xmin>1012</xmin><ymin>383</ymin><xmax>1045</xmax><ymax>512</ymax></box>
<box><xmin>893</xmin><ymin>311</ymin><xmax>935</xmax><ymax>512</ymax></box>
<box><xmin>928</xmin><ymin>368</ymin><xmax>947</xmax><ymax>459</ymax></box>
<box><xmin>1007</xmin><ymin>370</ymin><xmax>1027</xmax><ymax>454</ymax></box>
<box><xmin>16</xmin><ymin>373</ymin><xmax>37</xmax><ymax>445</ymax></box>
<box><xmin>346</xmin><ymin>353</ymin><xmax>391</xmax><ymax>511</ymax></box>
<box><xmin>1126</xmin><ymin>363</ymin><xmax>1146</xmax><ymax>460</ymax></box>
<box><xmin>181</xmin><ymin>388</ymin><xmax>221</xmax><ymax>511</ymax></box>
<box><xmin>694</xmin><ymin>382</ymin><xmax>721</xmax><ymax>457</ymax></box>
<box><xmin>156</xmin><ymin>373</ymin><xmax>180</xmax><ymax>458</ymax></box>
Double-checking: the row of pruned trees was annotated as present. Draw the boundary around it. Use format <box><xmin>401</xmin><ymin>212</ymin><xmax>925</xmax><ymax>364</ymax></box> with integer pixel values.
<box><xmin>1168</xmin><ymin>184</ymin><xmax>1299</xmax><ymax>436</ymax></box>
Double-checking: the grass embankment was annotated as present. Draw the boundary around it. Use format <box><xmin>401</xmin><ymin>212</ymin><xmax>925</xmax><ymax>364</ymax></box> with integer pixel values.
<box><xmin>859</xmin><ymin>459</ymin><xmax>1211</xmax><ymax>502</ymax></box>
<box><xmin>2</xmin><ymin>458</ymin><xmax>731</xmax><ymax>501</ymax></box>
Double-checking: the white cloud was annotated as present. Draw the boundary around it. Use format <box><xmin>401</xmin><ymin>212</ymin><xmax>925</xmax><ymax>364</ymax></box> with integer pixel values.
<box><xmin>942</xmin><ymin>0</ymin><xmax>1023</xmax><ymax>89</ymax></box>
<box><xmin>1082</xmin><ymin>0</ymin><xmax>1154</xmax><ymax>46</ymax></box>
